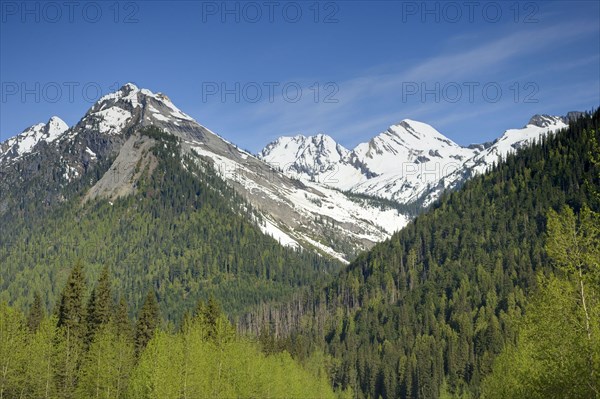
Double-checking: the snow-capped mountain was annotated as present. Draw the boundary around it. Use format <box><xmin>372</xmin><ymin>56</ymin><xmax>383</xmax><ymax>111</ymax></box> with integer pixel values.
<box><xmin>469</xmin><ymin>115</ymin><xmax>570</xmax><ymax>175</ymax></box>
<box><xmin>0</xmin><ymin>84</ymin><xmax>580</xmax><ymax>261</ymax></box>
<box><xmin>260</xmin><ymin>114</ymin><xmax>573</xmax><ymax>207</ymax></box>
<box><xmin>0</xmin><ymin>84</ymin><xmax>408</xmax><ymax>262</ymax></box>
<box><xmin>260</xmin><ymin>134</ymin><xmax>353</xmax><ymax>185</ymax></box>
<box><xmin>0</xmin><ymin>116</ymin><xmax>69</xmax><ymax>164</ymax></box>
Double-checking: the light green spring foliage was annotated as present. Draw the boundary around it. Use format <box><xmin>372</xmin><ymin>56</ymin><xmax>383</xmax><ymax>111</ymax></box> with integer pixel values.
<box><xmin>481</xmin><ymin>205</ymin><xmax>600</xmax><ymax>399</ymax></box>
<box><xmin>0</xmin><ymin>305</ymin><xmax>61</xmax><ymax>399</ymax></box>
<box><xmin>0</xmin><ymin>302</ymin><xmax>27</xmax><ymax>399</ymax></box>
<box><xmin>480</xmin><ymin>275</ymin><xmax>600</xmax><ymax>399</ymax></box>
<box><xmin>129</xmin><ymin>313</ymin><xmax>337</xmax><ymax>399</ymax></box>
<box><xmin>76</xmin><ymin>323</ymin><xmax>134</xmax><ymax>399</ymax></box>
<box><xmin>0</xmin><ymin>298</ymin><xmax>339</xmax><ymax>399</ymax></box>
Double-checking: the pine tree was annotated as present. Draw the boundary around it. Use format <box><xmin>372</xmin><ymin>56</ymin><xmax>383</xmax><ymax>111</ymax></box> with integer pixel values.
<box><xmin>94</xmin><ymin>266</ymin><xmax>113</xmax><ymax>325</ymax></box>
<box><xmin>205</xmin><ymin>296</ymin><xmax>222</xmax><ymax>340</ymax></box>
<box><xmin>86</xmin><ymin>265</ymin><xmax>112</xmax><ymax>344</ymax></box>
<box><xmin>115</xmin><ymin>296</ymin><xmax>132</xmax><ymax>339</ymax></box>
<box><xmin>55</xmin><ymin>261</ymin><xmax>87</xmax><ymax>399</ymax></box>
<box><xmin>57</xmin><ymin>261</ymin><xmax>87</xmax><ymax>340</ymax></box>
<box><xmin>135</xmin><ymin>290</ymin><xmax>160</xmax><ymax>353</ymax></box>
<box><xmin>27</xmin><ymin>291</ymin><xmax>45</xmax><ymax>332</ymax></box>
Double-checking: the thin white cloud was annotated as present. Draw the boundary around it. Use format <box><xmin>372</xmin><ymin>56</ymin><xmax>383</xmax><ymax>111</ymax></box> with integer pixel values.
<box><xmin>191</xmin><ymin>19</ymin><xmax>599</xmax><ymax>151</ymax></box>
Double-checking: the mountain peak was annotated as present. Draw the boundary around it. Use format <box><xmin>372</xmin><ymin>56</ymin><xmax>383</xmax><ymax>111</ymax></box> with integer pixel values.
<box><xmin>397</xmin><ymin>118</ymin><xmax>422</xmax><ymax>127</ymax></box>
<box><xmin>375</xmin><ymin>119</ymin><xmax>459</xmax><ymax>151</ymax></box>
<box><xmin>258</xmin><ymin>132</ymin><xmax>351</xmax><ymax>181</ymax></box>
<box><xmin>83</xmin><ymin>84</ymin><xmax>197</xmax><ymax>136</ymax></box>
<box><xmin>48</xmin><ymin>115</ymin><xmax>65</xmax><ymax>123</ymax></box>
<box><xmin>0</xmin><ymin>116</ymin><xmax>69</xmax><ymax>164</ymax></box>
<box><xmin>527</xmin><ymin>114</ymin><xmax>565</xmax><ymax>128</ymax></box>
<box><xmin>122</xmin><ymin>82</ymin><xmax>139</xmax><ymax>91</ymax></box>
<box><xmin>526</xmin><ymin>112</ymin><xmax>585</xmax><ymax>129</ymax></box>
<box><xmin>260</xmin><ymin>111</ymin><xmax>575</xmax><ymax>206</ymax></box>
<box><xmin>46</xmin><ymin>116</ymin><xmax>69</xmax><ymax>136</ymax></box>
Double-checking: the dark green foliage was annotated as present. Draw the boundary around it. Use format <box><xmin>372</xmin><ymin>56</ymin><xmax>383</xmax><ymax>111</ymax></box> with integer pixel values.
<box><xmin>85</xmin><ymin>265</ymin><xmax>112</xmax><ymax>344</ymax></box>
<box><xmin>27</xmin><ymin>291</ymin><xmax>44</xmax><ymax>332</ymax></box>
<box><xmin>57</xmin><ymin>261</ymin><xmax>87</xmax><ymax>339</ymax></box>
<box><xmin>342</xmin><ymin>189</ymin><xmax>428</xmax><ymax>217</ymax></box>
<box><xmin>115</xmin><ymin>296</ymin><xmax>133</xmax><ymax>339</ymax></box>
<box><xmin>255</xmin><ymin>111</ymin><xmax>600</xmax><ymax>398</ymax></box>
<box><xmin>140</xmin><ymin>126</ymin><xmax>179</xmax><ymax>142</ymax></box>
<box><xmin>135</xmin><ymin>290</ymin><xmax>160</xmax><ymax>353</ymax></box>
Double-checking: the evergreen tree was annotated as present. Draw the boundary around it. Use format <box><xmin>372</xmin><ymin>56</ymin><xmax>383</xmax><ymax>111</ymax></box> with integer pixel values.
<box><xmin>205</xmin><ymin>296</ymin><xmax>222</xmax><ymax>340</ymax></box>
<box><xmin>115</xmin><ymin>296</ymin><xmax>132</xmax><ymax>339</ymax></box>
<box><xmin>55</xmin><ymin>262</ymin><xmax>88</xmax><ymax>399</ymax></box>
<box><xmin>135</xmin><ymin>290</ymin><xmax>160</xmax><ymax>353</ymax></box>
<box><xmin>86</xmin><ymin>265</ymin><xmax>112</xmax><ymax>344</ymax></box>
<box><xmin>27</xmin><ymin>291</ymin><xmax>45</xmax><ymax>332</ymax></box>
<box><xmin>57</xmin><ymin>261</ymin><xmax>87</xmax><ymax>340</ymax></box>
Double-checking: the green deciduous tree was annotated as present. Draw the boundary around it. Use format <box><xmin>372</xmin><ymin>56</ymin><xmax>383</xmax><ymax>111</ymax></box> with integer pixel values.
<box><xmin>482</xmin><ymin>205</ymin><xmax>600</xmax><ymax>399</ymax></box>
<box><xmin>77</xmin><ymin>323</ymin><xmax>134</xmax><ymax>399</ymax></box>
<box><xmin>0</xmin><ymin>302</ymin><xmax>27</xmax><ymax>399</ymax></box>
<box><xmin>22</xmin><ymin>316</ymin><xmax>59</xmax><ymax>398</ymax></box>
<box><xmin>481</xmin><ymin>275</ymin><xmax>599</xmax><ymax>399</ymax></box>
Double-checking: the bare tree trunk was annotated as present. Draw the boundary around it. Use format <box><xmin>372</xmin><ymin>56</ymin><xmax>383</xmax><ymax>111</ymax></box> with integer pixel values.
<box><xmin>578</xmin><ymin>266</ymin><xmax>597</xmax><ymax>397</ymax></box>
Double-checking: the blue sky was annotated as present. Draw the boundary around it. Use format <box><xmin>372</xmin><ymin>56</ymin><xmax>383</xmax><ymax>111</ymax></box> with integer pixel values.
<box><xmin>1</xmin><ymin>0</ymin><xmax>599</xmax><ymax>152</ymax></box>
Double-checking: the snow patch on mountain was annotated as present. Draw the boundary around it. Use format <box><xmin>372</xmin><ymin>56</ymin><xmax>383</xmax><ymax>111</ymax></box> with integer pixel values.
<box><xmin>467</xmin><ymin>116</ymin><xmax>568</xmax><ymax>176</ymax></box>
<box><xmin>259</xmin><ymin>217</ymin><xmax>299</xmax><ymax>249</ymax></box>
<box><xmin>190</xmin><ymin>139</ymin><xmax>408</xmax><ymax>261</ymax></box>
<box><xmin>96</xmin><ymin>107</ymin><xmax>132</xmax><ymax>135</ymax></box>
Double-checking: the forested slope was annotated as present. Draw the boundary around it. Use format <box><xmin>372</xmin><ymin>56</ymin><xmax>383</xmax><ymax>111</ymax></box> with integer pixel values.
<box><xmin>0</xmin><ymin>127</ymin><xmax>340</xmax><ymax>320</ymax></box>
<box><xmin>247</xmin><ymin>110</ymin><xmax>600</xmax><ymax>398</ymax></box>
